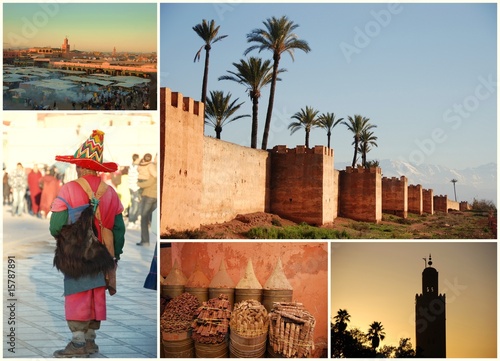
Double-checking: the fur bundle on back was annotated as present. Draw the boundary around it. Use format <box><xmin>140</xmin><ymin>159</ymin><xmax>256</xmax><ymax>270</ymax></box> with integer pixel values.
<box><xmin>53</xmin><ymin>205</ymin><xmax>115</xmax><ymax>279</ymax></box>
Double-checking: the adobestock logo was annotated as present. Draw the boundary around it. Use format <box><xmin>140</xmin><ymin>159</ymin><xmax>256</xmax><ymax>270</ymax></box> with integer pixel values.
<box><xmin>340</xmin><ymin>3</ymin><xmax>403</xmax><ymax>64</ymax></box>
<box><xmin>6</xmin><ymin>3</ymin><xmax>61</xmax><ymax>47</ymax></box>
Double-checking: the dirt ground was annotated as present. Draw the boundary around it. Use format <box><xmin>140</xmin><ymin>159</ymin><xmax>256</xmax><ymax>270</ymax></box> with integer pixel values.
<box><xmin>163</xmin><ymin>210</ymin><xmax>496</xmax><ymax>239</ymax></box>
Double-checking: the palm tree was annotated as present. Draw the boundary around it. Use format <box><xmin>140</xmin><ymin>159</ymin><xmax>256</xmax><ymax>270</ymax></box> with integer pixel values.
<box><xmin>342</xmin><ymin>115</ymin><xmax>376</xmax><ymax>167</ymax></box>
<box><xmin>193</xmin><ymin>19</ymin><xmax>228</xmax><ymax>104</ymax></box>
<box><xmin>451</xmin><ymin>178</ymin><xmax>458</xmax><ymax>201</ymax></box>
<box><xmin>245</xmin><ymin>16</ymin><xmax>311</xmax><ymax>150</ymax></box>
<box><xmin>288</xmin><ymin>106</ymin><xmax>319</xmax><ymax>148</ymax></box>
<box><xmin>318</xmin><ymin>112</ymin><xmax>343</xmax><ymax>149</ymax></box>
<box><xmin>357</xmin><ymin>128</ymin><xmax>378</xmax><ymax>168</ymax></box>
<box><xmin>367</xmin><ymin>321</ymin><xmax>386</xmax><ymax>351</ymax></box>
<box><xmin>204</xmin><ymin>90</ymin><xmax>249</xmax><ymax>139</ymax></box>
<box><xmin>333</xmin><ymin>309</ymin><xmax>351</xmax><ymax>333</ymax></box>
<box><xmin>218</xmin><ymin>57</ymin><xmax>277</xmax><ymax>148</ymax></box>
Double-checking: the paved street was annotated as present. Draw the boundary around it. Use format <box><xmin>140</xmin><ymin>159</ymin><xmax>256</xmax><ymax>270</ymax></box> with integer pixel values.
<box><xmin>2</xmin><ymin>206</ymin><xmax>158</xmax><ymax>358</ymax></box>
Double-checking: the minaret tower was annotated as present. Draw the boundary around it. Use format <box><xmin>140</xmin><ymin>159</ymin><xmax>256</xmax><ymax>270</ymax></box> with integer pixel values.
<box><xmin>61</xmin><ymin>36</ymin><xmax>70</xmax><ymax>54</ymax></box>
<box><xmin>415</xmin><ymin>254</ymin><xmax>446</xmax><ymax>357</ymax></box>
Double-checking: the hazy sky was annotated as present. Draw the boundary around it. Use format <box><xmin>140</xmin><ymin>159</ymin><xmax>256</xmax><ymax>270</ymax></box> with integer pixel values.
<box><xmin>3</xmin><ymin>3</ymin><xmax>157</xmax><ymax>52</ymax></box>
<box><xmin>160</xmin><ymin>3</ymin><xmax>496</xmax><ymax>169</ymax></box>
<box><xmin>331</xmin><ymin>242</ymin><xmax>497</xmax><ymax>358</ymax></box>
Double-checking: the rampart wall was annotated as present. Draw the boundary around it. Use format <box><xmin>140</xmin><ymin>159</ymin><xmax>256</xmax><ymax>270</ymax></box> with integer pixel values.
<box><xmin>339</xmin><ymin>167</ymin><xmax>382</xmax><ymax>223</ymax></box>
<box><xmin>382</xmin><ymin>176</ymin><xmax>408</xmax><ymax>218</ymax></box>
<box><xmin>160</xmin><ymin>88</ymin><xmax>204</xmax><ymax>231</ymax></box>
<box><xmin>434</xmin><ymin>195</ymin><xmax>448</xmax><ymax>213</ymax></box>
<box><xmin>447</xmin><ymin>199</ymin><xmax>460</xmax><ymax>211</ymax></box>
<box><xmin>422</xmin><ymin>188</ymin><xmax>434</xmax><ymax>215</ymax></box>
<box><xmin>408</xmin><ymin>184</ymin><xmax>423</xmax><ymax>215</ymax></box>
<box><xmin>270</xmin><ymin>145</ymin><xmax>335</xmax><ymax>225</ymax></box>
<box><xmin>460</xmin><ymin>201</ymin><xmax>471</xmax><ymax>211</ymax></box>
<box><xmin>201</xmin><ymin>137</ymin><xmax>270</xmax><ymax>225</ymax></box>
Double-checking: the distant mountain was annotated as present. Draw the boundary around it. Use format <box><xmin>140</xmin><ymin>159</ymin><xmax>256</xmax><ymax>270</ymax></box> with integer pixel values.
<box><xmin>335</xmin><ymin>160</ymin><xmax>497</xmax><ymax>205</ymax></box>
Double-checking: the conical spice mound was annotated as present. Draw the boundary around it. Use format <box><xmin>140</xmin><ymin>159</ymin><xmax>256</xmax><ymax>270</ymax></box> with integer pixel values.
<box><xmin>236</xmin><ymin>258</ymin><xmax>262</xmax><ymax>289</ymax></box>
<box><xmin>186</xmin><ymin>261</ymin><xmax>210</xmax><ymax>288</ymax></box>
<box><xmin>163</xmin><ymin>259</ymin><xmax>187</xmax><ymax>286</ymax></box>
<box><xmin>264</xmin><ymin>258</ymin><xmax>292</xmax><ymax>290</ymax></box>
<box><xmin>209</xmin><ymin>257</ymin><xmax>235</xmax><ymax>288</ymax></box>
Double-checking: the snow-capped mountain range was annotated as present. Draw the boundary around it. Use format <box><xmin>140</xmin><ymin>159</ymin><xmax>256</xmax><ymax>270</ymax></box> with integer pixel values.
<box><xmin>335</xmin><ymin>160</ymin><xmax>497</xmax><ymax>205</ymax></box>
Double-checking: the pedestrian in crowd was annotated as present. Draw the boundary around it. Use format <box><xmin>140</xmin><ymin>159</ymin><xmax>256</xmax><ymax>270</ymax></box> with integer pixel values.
<box><xmin>3</xmin><ymin>165</ymin><xmax>12</xmax><ymax>205</ymax></box>
<box><xmin>127</xmin><ymin>154</ymin><xmax>141</xmax><ymax>229</ymax></box>
<box><xmin>49</xmin><ymin>130</ymin><xmax>125</xmax><ymax>358</ymax></box>
<box><xmin>136</xmin><ymin>155</ymin><xmax>157</xmax><ymax>246</ymax></box>
<box><xmin>39</xmin><ymin>166</ymin><xmax>61</xmax><ymax>219</ymax></box>
<box><xmin>137</xmin><ymin>153</ymin><xmax>156</xmax><ymax>186</ymax></box>
<box><xmin>8</xmin><ymin>162</ymin><xmax>28</xmax><ymax>216</ymax></box>
<box><xmin>116</xmin><ymin>166</ymin><xmax>131</xmax><ymax>219</ymax></box>
<box><xmin>27</xmin><ymin>164</ymin><xmax>42</xmax><ymax>217</ymax></box>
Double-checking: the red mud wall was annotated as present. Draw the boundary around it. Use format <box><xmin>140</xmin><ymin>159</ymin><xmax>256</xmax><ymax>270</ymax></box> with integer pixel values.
<box><xmin>161</xmin><ymin>242</ymin><xmax>328</xmax><ymax>358</ymax></box>
<box><xmin>270</xmin><ymin>145</ymin><xmax>335</xmax><ymax>225</ymax></box>
<box><xmin>201</xmin><ymin>137</ymin><xmax>270</xmax><ymax>225</ymax></box>
<box><xmin>382</xmin><ymin>176</ymin><xmax>408</xmax><ymax>218</ymax></box>
<box><xmin>338</xmin><ymin>167</ymin><xmax>382</xmax><ymax>223</ymax></box>
<box><xmin>434</xmin><ymin>195</ymin><xmax>448</xmax><ymax>213</ymax></box>
<box><xmin>160</xmin><ymin>88</ymin><xmax>204</xmax><ymax>232</ymax></box>
<box><xmin>422</xmin><ymin>188</ymin><xmax>434</xmax><ymax>214</ymax></box>
<box><xmin>408</xmin><ymin>184</ymin><xmax>423</xmax><ymax>215</ymax></box>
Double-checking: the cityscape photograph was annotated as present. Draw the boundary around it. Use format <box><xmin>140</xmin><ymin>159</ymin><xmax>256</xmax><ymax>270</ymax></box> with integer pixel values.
<box><xmin>3</xmin><ymin>3</ymin><xmax>158</xmax><ymax>111</ymax></box>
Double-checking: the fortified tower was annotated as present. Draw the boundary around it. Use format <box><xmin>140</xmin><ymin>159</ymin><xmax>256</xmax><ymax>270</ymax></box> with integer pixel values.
<box><xmin>415</xmin><ymin>254</ymin><xmax>446</xmax><ymax>358</ymax></box>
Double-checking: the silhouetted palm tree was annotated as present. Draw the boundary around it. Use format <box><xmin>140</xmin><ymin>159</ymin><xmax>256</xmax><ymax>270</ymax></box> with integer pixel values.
<box><xmin>219</xmin><ymin>57</ymin><xmax>277</xmax><ymax>148</ymax></box>
<box><xmin>451</xmin><ymin>178</ymin><xmax>458</xmax><ymax>201</ymax></box>
<box><xmin>204</xmin><ymin>90</ymin><xmax>249</xmax><ymax>139</ymax></box>
<box><xmin>357</xmin><ymin>128</ymin><xmax>378</xmax><ymax>168</ymax></box>
<box><xmin>288</xmin><ymin>106</ymin><xmax>319</xmax><ymax>148</ymax></box>
<box><xmin>333</xmin><ymin>309</ymin><xmax>351</xmax><ymax>333</ymax></box>
<box><xmin>193</xmin><ymin>19</ymin><xmax>228</xmax><ymax>104</ymax></box>
<box><xmin>245</xmin><ymin>16</ymin><xmax>311</xmax><ymax>150</ymax></box>
<box><xmin>318</xmin><ymin>112</ymin><xmax>343</xmax><ymax>149</ymax></box>
<box><xmin>367</xmin><ymin>321</ymin><xmax>386</xmax><ymax>351</ymax></box>
<box><xmin>342</xmin><ymin>115</ymin><xmax>376</xmax><ymax>167</ymax></box>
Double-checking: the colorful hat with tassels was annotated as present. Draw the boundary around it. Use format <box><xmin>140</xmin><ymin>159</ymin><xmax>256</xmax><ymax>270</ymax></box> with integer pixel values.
<box><xmin>55</xmin><ymin>130</ymin><xmax>118</xmax><ymax>172</ymax></box>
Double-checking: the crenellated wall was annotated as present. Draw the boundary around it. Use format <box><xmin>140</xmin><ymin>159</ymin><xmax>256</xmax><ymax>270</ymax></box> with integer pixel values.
<box><xmin>408</xmin><ymin>184</ymin><xmax>423</xmax><ymax>215</ymax></box>
<box><xmin>382</xmin><ymin>176</ymin><xmax>408</xmax><ymax>218</ymax></box>
<box><xmin>270</xmin><ymin>145</ymin><xmax>335</xmax><ymax>225</ymax></box>
<box><xmin>160</xmin><ymin>87</ymin><xmax>447</xmax><ymax>231</ymax></box>
<box><xmin>433</xmin><ymin>195</ymin><xmax>448</xmax><ymax>213</ymax></box>
<box><xmin>160</xmin><ymin>88</ymin><xmax>204</xmax><ymax>231</ymax></box>
<box><xmin>422</xmin><ymin>188</ymin><xmax>434</xmax><ymax>215</ymax></box>
<box><xmin>339</xmin><ymin>167</ymin><xmax>382</xmax><ymax>223</ymax></box>
<box><xmin>460</xmin><ymin>201</ymin><xmax>471</xmax><ymax>211</ymax></box>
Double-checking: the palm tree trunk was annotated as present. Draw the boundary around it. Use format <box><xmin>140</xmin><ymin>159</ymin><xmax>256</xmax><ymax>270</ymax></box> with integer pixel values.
<box><xmin>251</xmin><ymin>96</ymin><xmax>259</xmax><ymax>148</ymax></box>
<box><xmin>261</xmin><ymin>54</ymin><xmax>280</xmax><ymax>150</ymax></box>
<box><xmin>351</xmin><ymin>139</ymin><xmax>358</xmax><ymax>167</ymax></box>
<box><xmin>327</xmin><ymin>131</ymin><xmax>331</xmax><ymax>149</ymax></box>
<box><xmin>201</xmin><ymin>46</ymin><xmax>211</xmax><ymax>104</ymax></box>
<box><xmin>305</xmin><ymin>129</ymin><xmax>310</xmax><ymax>148</ymax></box>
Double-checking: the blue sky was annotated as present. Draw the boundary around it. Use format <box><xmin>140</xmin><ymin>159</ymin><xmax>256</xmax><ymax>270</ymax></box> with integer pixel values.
<box><xmin>160</xmin><ymin>2</ymin><xmax>496</xmax><ymax>169</ymax></box>
<box><xmin>3</xmin><ymin>3</ymin><xmax>157</xmax><ymax>52</ymax></box>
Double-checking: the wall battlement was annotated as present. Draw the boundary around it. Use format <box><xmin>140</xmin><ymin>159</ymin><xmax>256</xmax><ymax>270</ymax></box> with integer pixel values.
<box><xmin>382</xmin><ymin>176</ymin><xmax>408</xmax><ymax>218</ymax></box>
<box><xmin>344</xmin><ymin>166</ymin><xmax>381</xmax><ymax>174</ymax></box>
<box><xmin>272</xmin><ymin>145</ymin><xmax>334</xmax><ymax>157</ymax></box>
<box><xmin>422</xmin><ymin>188</ymin><xmax>434</xmax><ymax>215</ymax></box>
<box><xmin>161</xmin><ymin>87</ymin><xmax>203</xmax><ymax>116</ymax></box>
<box><xmin>408</xmin><ymin>184</ymin><xmax>423</xmax><ymax>215</ymax></box>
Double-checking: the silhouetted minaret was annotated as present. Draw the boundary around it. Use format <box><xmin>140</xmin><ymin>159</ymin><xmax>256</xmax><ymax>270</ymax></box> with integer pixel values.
<box><xmin>415</xmin><ymin>254</ymin><xmax>446</xmax><ymax>357</ymax></box>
